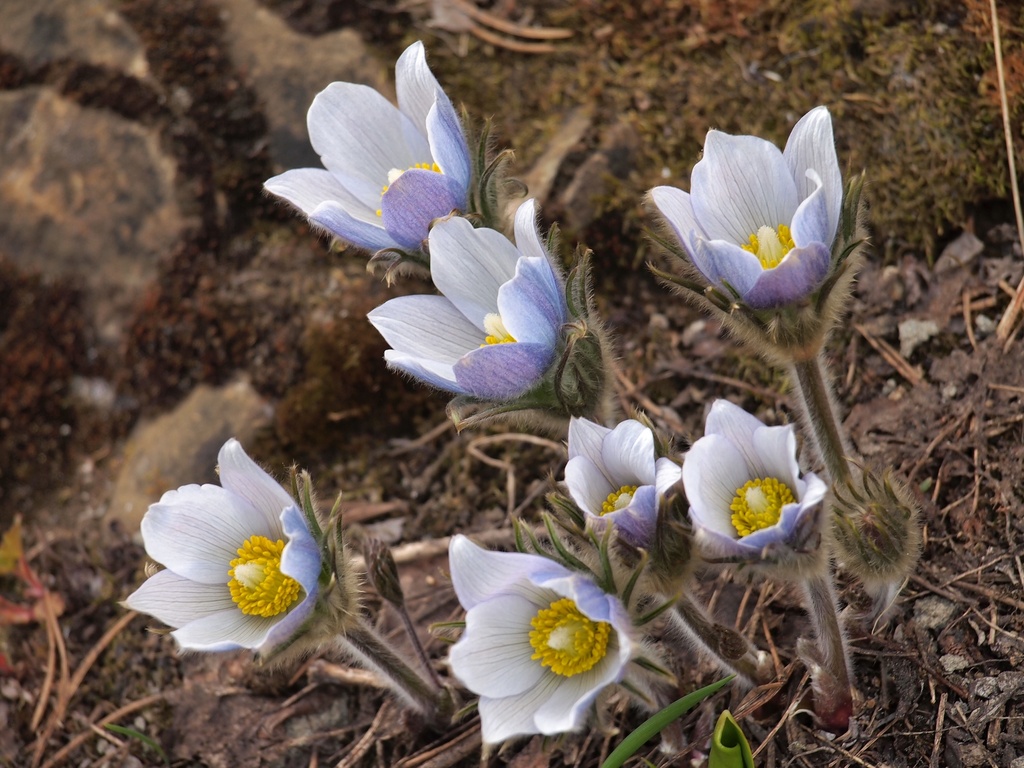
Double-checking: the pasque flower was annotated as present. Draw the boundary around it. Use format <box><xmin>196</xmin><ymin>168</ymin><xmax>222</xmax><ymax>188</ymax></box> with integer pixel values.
<box><xmin>367</xmin><ymin>198</ymin><xmax>568</xmax><ymax>400</ymax></box>
<box><xmin>447</xmin><ymin>535</ymin><xmax>635</xmax><ymax>743</ymax></box>
<box><xmin>649</xmin><ymin>106</ymin><xmax>843</xmax><ymax>309</ymax></box>
<box><xmin>264</xmin><ymin>41</ymin><xmax>470</xmax><ymax>252</ymax></box>
<box><xmin>564</xmin><ymin>418</ymin><xmax>680</xmax><ymax>548</ymax></box>
<box><xmin>684</xmin><ymin>400</ymin><xmax>827</xmax><ymax>562</ymax></box>
<box><xmin>124</xmin><ymin>439</ymin><xmax>322</xmax><ymax>653</ymax></box>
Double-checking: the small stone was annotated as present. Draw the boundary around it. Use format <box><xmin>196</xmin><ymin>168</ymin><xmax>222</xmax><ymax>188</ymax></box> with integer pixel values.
<box><xmin>106</xmin><ymin>380</ymin><xmax>273</xmax><ymax>531</ymax></box>
<box><xmin>914</xmin><ymin>595</ymin><xmax>956</xmax><ymax>630</ymax></box>
<box><xmin>934</xmin><ymin>231</ymin><xmax>984</xmax><ymax>273</ymax></box>
<box><xmin>1009</xmin><ymin>757</ymin><xmax>1024</xmax><ymax>768</ymax></box>
<box><xmin>974</xmin><ymin>314</ymin><xmax>995</xmax><ymax>335</ymax></box>
<box><xmin>998</xmin><ymin>671</ymin><xmax>1024</xmax><ymax>693</ymax></box>
<box><xmin>940</xmin><ymin>654</ymin><xmax>969</xmax><ymax>673</ymax></box>
<box><xmin>942</xmin><ymin>383</ymin><xmax>958</xmax><ymax>400</ymax></box>
<box><xmin>898</xmin><ymin>318</ymin><xmax>940</xmax><ymax>358</ymax></box>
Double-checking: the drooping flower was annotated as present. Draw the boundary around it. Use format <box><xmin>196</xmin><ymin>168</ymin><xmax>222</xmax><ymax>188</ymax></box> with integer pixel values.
<box><xmin>367</xmin><ymin>198</ymin><xmax>568</xmax><ymax>401</ymax></box>
<box><xmin>564</xmin><ymin>418</ymin><xmax>680</xmax><ymax>548</ymax></box>
<box><xmin>649</xmin><ymin>106</ymin><xmax>843</xmax><ymax>309</ymax></box>
<box><xmin>124</xmin><ymin>439</ymin><xmax>322</xmax><ymax>653</ymax></box>
<box><xmin>447</xmin><ymin>535</ymin><xmax>635</xmax><ymax>743</ymax></box>
<box><xmin>264</xmin><ymin>41</ymin><xmax>471</xmax><ymax>253</ymax></box>
<box><xmin>683</xmin><ymin>400</ymin><xmax>827</xmax><ymax>562</ymax></box>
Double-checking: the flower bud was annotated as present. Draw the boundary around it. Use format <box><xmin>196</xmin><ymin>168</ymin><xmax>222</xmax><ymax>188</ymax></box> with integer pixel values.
<box><xmin>363</xmin><ymin>538</ymin><xmax>405</xmax><ymax>609</ymax></box>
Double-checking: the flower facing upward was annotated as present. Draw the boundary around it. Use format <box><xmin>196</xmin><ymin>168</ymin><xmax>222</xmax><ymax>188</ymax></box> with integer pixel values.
<box><xmin>367</xmin><ymin>198</ymin><xmax>568</xmax><ymax>401</ymax></box>
<box><xmin>124</xmin><ymin>439</ymin><xmax>322</xmax><ymax>653</ymax></box>
<box><xmin>264</xmin><ymin>41</ymin><xmax>470</xmax><ymax>252</ymax></box>
<box><xmin>564</xmin><ymin>418</ymin><xmax>681</xmax><ymax>548</ymax></box>
<box><xmin>683</xmin><ymin>400</ymin><xmax>827</xmax><ymax>562</ymax></box>
<box><xmin>649</xmin><ymin>106</ymin><xmax>843</xmax><ymax>309</ymax></box>
<box><xmin>447</xmin><ymin>536</ymin><xmax>635</xmax><ymax>743</ymax></box>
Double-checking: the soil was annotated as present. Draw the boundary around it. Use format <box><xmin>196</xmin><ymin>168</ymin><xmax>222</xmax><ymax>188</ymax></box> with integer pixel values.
<box><xmin>2</xmin><ymin>0</ymin><xmax>1024</xmax><ymax>766</ymax></box>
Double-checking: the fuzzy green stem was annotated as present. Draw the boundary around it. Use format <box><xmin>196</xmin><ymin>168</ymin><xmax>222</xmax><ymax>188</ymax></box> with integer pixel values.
<box><xmin>790</xmin><ymin>356</ymin><xmax>854</xmax><ymax>487</ymax></box>
<box><xmin>801</xmin><ymin>568</ymin><xmax>854</xmax><ymax>733</ymax></box>
<box><xmin>336</xmin><ymin>618</ymin><xmax>445</xmax><ymax>718</ymax></box>
<box><xmin>669</xmin><ymin>595</ymin><xmax>773</xmax><ymax>686</ymax></box>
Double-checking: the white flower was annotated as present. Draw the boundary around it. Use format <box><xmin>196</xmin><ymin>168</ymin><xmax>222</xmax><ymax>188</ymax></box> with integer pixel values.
<box><xmin>447</xmin><ymin>536</ymin><xmax>636</xmax><ymax>743</ymax></box>
<box><xmin>564</xmin><ymin>418</ymin><xmax>680</xmax><ymax>548</ymax></box>
<box><xmin>683</xmin><ymin>400</ymin><xmax>827</xmax><ymax>561</ymax></box>
<box><xmin>367</xmin><ymin>198</ymin><xmax>568</xmax><ymax>400</ymax></box>
<box><xmin>124</xmin><ymin>439</ymin><xmax>322</xmax><ymax>653</ymax></box>
<box><xmin>649</xmin><ymin>106</ymin><xmax>843</xmax><ymax>309</ymax></box>
<box><xmin>264</xmin><ymin>41</ymin><xmax>471</xmax><ymax>252</ymax></box>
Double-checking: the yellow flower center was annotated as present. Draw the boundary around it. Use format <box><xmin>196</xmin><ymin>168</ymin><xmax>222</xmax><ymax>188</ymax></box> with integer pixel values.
<box><xmin>227</xmin><ymin>535</ymin><xmax>301</xmax><ymax>617</ymax></box>
<box><xmin>740</xmin><ymin>224</ymin><xmax>795</xmax><ymax>269</ymax></box>
<box><xmin>601</xmin><ymin>485</ymin><xmax>638</xmax><ymax>515</ymax></box>
<box><xmin>481</xmin><ymin>312</ymin><xmax>517</xmax><ymax>345</ymax></box>
<box><xmin>529</xmin><ymin>597</ymin><xmax>611</xmax><ymax>677</ymax></box>
<box><xmin>376</xmin><ymin>162</ymin><xmax>442</xmax><ymax>216</ymax></box>
<box><xmin>729</xmin><ymin>477</ymin><xmax>796</xmax><ymax>537</ymax></box>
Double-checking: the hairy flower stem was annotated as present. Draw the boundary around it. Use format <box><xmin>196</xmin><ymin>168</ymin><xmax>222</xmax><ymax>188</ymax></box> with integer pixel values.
<box><xmin>790</xmin><ymin>355</ymin><xmax>855</xmax><ymax>487</ymax></box>
<box><xmin>800</xmin><ymin>567</ymin><xmax>854</xmax><ymax>734</ymax></box>
<box><xmin>336</xmin><ymin>617</ymin><xmax>446</xmax><ymax>718</ymax></box>
<box><xmin>670</xmin><ymin>595</ymin><xmax>773</xmax><ymax>686</ymax></box>
<box><xmin>395</xmin><ymin>602</ymin><xmax>445</xmax><ymax>690</ymax></box>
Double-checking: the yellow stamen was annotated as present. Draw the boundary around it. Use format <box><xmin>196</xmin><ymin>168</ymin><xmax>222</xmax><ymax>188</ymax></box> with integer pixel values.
<box><xmin>481</xmin><ymin>313</ymin><xmax>516</xmax><ymax>345</ymax></box>
<box><xmin>227</xmin><ymin>535</ymin><xmax>301</xmax><ymax>617</ymax></box>
<box><xmin>729</xmin><ymin>477</ymin><xmax>796</xmax><ymax>537</ymax></box>
<box><xmin>601</xmin><ymin>485</ymin><xmax>638</xmax><ymax>515</ymax></box>
<box><xmin>529</xmin><ymin>597</ymin><xmax>611</xmax><ymax>677</ymax></box>
<box><xmin>376</xmin><ymin>162</ymin><xmax>443</xmax><ymax>217</ymax></box>
<box><xmin>740</xmin><ymin>224</ymin><xmax>794</xmax><ymax>269</ymax></box>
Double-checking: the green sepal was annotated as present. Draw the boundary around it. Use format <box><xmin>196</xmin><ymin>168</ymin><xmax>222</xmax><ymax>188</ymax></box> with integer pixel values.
<box><xmin>709</xmin><ymin>710</ymin><xmax>755</xmax><ymax>768</ymax></box>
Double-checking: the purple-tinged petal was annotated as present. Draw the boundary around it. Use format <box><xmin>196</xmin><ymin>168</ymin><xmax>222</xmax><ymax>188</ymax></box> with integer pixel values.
<box><xmin>171</xmin><ymin>608</ymin><xmax>275</xmax><ymax>652</ymax></box>
<box><xmin>395</xmin><ymin>41</ymin><xmax>438</xmax><ymax>137</ymax></box>
<box><xmin>369</xmin><ymin>295</ymin><xmax>482</xmax><ymax>363</ymax></box>
<box><xmin>600</xmin><ymin>484</ymin><xmax>658</xmax><ymax>549</ymax></box>
<box><xmin>309</xmin><ymin>201</ymin><xmax>398</xmax><ymax>252</ymax></box>
<box><xmin>784</xmin><ymin>106</ymin><xmax>842</xmax><ymax>244</ymax></box>
<box><xmin>380</xmin><ymin>169</ymin><xmax>463</xmax><ymax>249</ymax></box>
<box><xmin>498</xmin><ymin>256</ymin><xmax>566</xmax><ymax>347</ymax></box>
<box><xmin>743</xmin><ymin>242</ymin><xmax>830</xmax><ymax>308</ymax></box>
<box><xmin>648</xmin><ymin>185</ymin><xmax>705</xmax><ymax>245</ymax></box>
<box><xmin>454</xmin><ymin>341</ymin><xmax>554</xmax><ymax>399</ymax></box>
<box><xmin>448</xmin><ymin>536</ymin><xmax>568</xmax><ymax>610</ymax></box>
<box><xmin>691</xmin><ymin>132</ymin><xmax>798</xmax><ymax>244</ymax></box>
<box><xmin>691</xmin><ymin>238</ymin><xmax>763</xmax><ymax>297</ymax></box>
<box><xmin>279</xmin><ymin>505</ymin><xmax>321</xmax><ymax>595</ymax></box>
<box><xmin>426</xmin><ymin>100</ymin><xmax>470</xmax><ymax>195</ymax></box>
<box><xmin>382</xmin><ymin>351</ymin><xmax>463</xmax><ymax>394</ymax></box>
<box><xmin>788</xmin><ymin>169</ymin><xmax>833</xmax><ymax>248</ymax></box>
<box><xmin>429</xmin><ymin>216</ymin><xmax>521</xmax><ymax>326</ymax></box>
<box><xmin>308</xmin><ymin>82</ymin><xmax>427</xmax><ymax>185</ymax></box>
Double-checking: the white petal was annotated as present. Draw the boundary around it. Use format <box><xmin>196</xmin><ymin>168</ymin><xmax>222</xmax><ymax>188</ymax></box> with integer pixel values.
<box><xmin>307</xmin><ymin>82</ymin><xmax>427</xmax><ymax>186</ymax></box>
<box><xmin>171</xmin><ymin>608</ymin><xmax>275</xmax><ymax>651</ymax></box>
<box><xmin>691</xmin><ymin>131</ymin><xmax>798</xmax><ymax>244</ymax></box>
<box><xmin>601</xmin><ymin>420</ymin><xmax>656</xmax><ymax>486</ymax></box>
<box><xmin>429</xmin><ymin>217</ymin><xmax>520</xmax><ymax>327</ymax></box>
<box><xmin>368</xmin><ymin>295</ymin><xmax>481</xmax><ymax>363</ymax></box>
<box><xmin>567</xmin><ymin>417</ymin><xmax>611</xmax><ymax>463</ymax></box>
<box><xmin>477</xmin><ymin>679</ymin><xmax>557</xmax><ymax>743</ymax></box>
<box><xmin>704</xmin><ymin>400</ymin><xmax>769</xmax><ymax>474</ymax></box>
<box><xmin>683</xmin><ymin>435</ymin><xmax>751</xmax><ymax>539</ymax></box>
<box><xmin>383</xmin><ymin>351</ymin><xmax>461</xmax><ymax>393</ymax></box>
<box><xmin>124</xmin><ymin>569</ymin><xmax>235</xmax><ymax>628</ymax></box>
<box><xmin>750</xmin><ymin>424</ymin><xmax>801</xmax><ymax>491</ymax></box>
<box><xmin>655</xmin><ymin>457</ymin><xmax>682</xmax><ymax>496</ymax></box>
<box><xmin>141</xmin><ymin>484</ymin><xmax>269</xmax><ymax>584</ymax></box>
<box><xmin>648</xmin><ymin>185</ymin><xmax>704</xmax><ymax>242</ymax></box>
<box><xmin>784</xmin><ymin>106</ymin><xmax>842</xmax><ymax>245</ymax></box>
<box><xmin>449</xmin><ymin>594</ymin><xmax>544</xmax><ymax>697</ymax></box>
<box><xmin>217</xmin><ymin>440</ymin><xmax>292</xmax><ymax>537</ymax></box>
<box><xmin>264</xmin><ymin>168</ymin><xmax>377</xmax><ymax>221</ymax></box>
<box><xmin>395</xmin><ymin>41</ymin><xmax>438</xmax><ymax>138</ymax></box>
<box><xmin>564</xmin><ymin>456</ymin><xmax>615</xmax><ymax>515</ymax></box>
<box><xmin>512</xmin><ymin>199</ymin><xmax>548</xmax><ymax>261</ymax></box>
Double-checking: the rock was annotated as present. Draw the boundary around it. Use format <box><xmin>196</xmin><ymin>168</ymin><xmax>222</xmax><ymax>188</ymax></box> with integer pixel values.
<box><xmin>971</xmin><ymin>677</ymin><xmax>999</xmax><ymax>700</ymax></box>
<box><xmin>940</xmin><ymin>653</ymin><xmax>969</xmax><ymax>673</ymax></box>
<box><xmin>913</xmin><ymin>595</ymin><xmax>956</xmax><ymax>630</ymax></box>
<box><xmin>0</xmin><ymin>87</ymin><xmax>192</xmax><ymax>341</ymax></box>
<box><xmin>934</xmin><ymin>231</ymin><xmax>984</xmax><ymax>273</ymax></box>
<box><xmin>559</xmin><ymin>120</ymin><xmax>640</xmax><ymax>232</ymax></box>
<box><xmin>106</xmin><ymin>380</ymin><xmax>273</xmax><ymax>531</ymax></box>
<box><xmin>898</xmin><ymin>318</ymin><xmax>939</xmax><ymax>358</ymax></box>
<box><xmin>0</xmin><ymin>0</ymin><xmax>149</xmax><ymax>77</ymax></box>
<box><xmin>216</xmin><ymin>0</ymin><xmax>391</xmax><ymax>170</ymax></box>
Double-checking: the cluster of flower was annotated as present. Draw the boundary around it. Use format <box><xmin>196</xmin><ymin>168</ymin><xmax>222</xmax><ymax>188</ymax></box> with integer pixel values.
<box><xmin>125</xmin><ymin>41</ymin><xmax>923</xmax><ymax>750</ymax></box>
